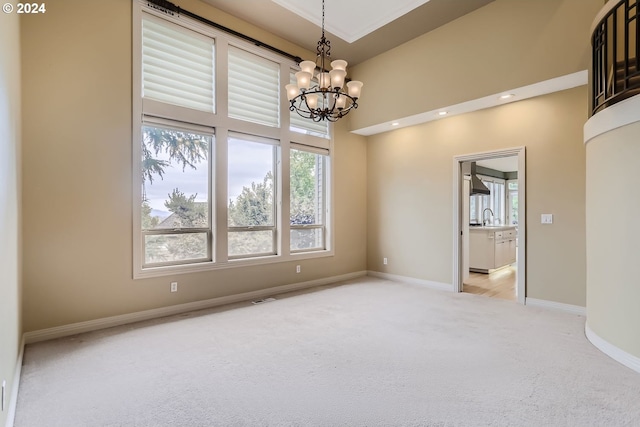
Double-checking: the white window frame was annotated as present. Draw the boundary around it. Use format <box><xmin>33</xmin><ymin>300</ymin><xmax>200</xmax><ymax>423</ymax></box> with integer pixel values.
<box><xmin>132</xmin><ymin>1</ymin><xmax>334</xmax><ymax>279</ymax></box>
<box><xmin>227</xmin><ymin>133</ymin><xmax>279</xmax><ymax>259</ymax></box>
<box><xmin>289</xmin><ymin>144</ymin><xmax>329</xmax><ymax>253</ymax></box>
<box><xmin>140</xmin><ymin>118</ymin><xmax>214</xmax><ymax>268</ymax></box>
<box><xmin>506</xmin><ymin>179</ymin><xmax>518</xmax><ymax>225</ymax></box>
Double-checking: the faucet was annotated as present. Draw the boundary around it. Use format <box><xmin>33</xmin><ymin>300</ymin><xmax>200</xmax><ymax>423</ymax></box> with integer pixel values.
<box><xmin>482</xmin><ymin>208</ymin><xmax>494</xmax><ymax>226</ymax></box>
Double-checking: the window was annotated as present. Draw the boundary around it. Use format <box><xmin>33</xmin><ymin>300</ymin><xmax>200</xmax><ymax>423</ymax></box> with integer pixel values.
<box><xmin>133</xmin><ymin>4</ymin><xmax>333</xmax><ymax>278</ymax></box>
<box><xmin>470</xmin><ymin>176</ymin><xmax>506</xmax><ymax>225</ymax></box>
<box><xmin>142</xmin><ymin>16</ymin><xmax>215</xmax><ymax>114</ymax></box>
<box><xmin>290</xmin><ymin>145</ymin><xmax>328</xmax><ymax>251</ymax></box>
<box><xmin>229</xmin><ymin>47</ymin><xmax>280</xmax><ymax>127</ymax></box>
<box><xmin>141</xmin><ymin>125</ymin><xmax>212</xmax><ymax>266</ymax></box>
<box><xmin>507</xmin><ymin>180</ymin><xmax>519</xmax><ymax>225</ymax></box>
<box><xmin>228</xmin><ymin>133</ymin><xmax>278</xmax><ymax>257</ymax></box>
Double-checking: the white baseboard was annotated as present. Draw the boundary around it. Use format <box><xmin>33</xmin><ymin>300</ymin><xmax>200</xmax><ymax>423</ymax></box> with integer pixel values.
<box><xmin>23</xmin><ymin>271</ymin><xmax>367</xmax><ymax>344</ymax></box>
<box><xmin>585</xmin><ymin>323</ymin><xmax>640</xmax><ymax>374</ymax></box>
<box><xmin>367</xmin><ymin>270</ymin><xmax>453</xmax><ymax>292</ymax></box>
<box><xmin>525</xmin><ymin>297</ymin><xmax>586</xmax><ymax>316</ymax></box>
<box><xmin>5</xmin><ymin>335</ymin><xmax>25</xmax><ymax>427</ymax></box>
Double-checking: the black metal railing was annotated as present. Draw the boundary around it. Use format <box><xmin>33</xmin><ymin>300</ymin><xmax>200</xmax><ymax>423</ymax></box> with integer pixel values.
<box><xmin>591</xmin><ymin>0</ymin><xmax>640</xmax><ymax>116</ymax></box>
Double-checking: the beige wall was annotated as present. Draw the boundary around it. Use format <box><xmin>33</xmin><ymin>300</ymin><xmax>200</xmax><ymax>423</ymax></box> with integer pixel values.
<box><xmin>0</xmin><ymin>9</ymin><xmax>22</xmax><ymax>427</ymax></box>
<box><xmin>17</xmin><ymin>0</ymin><xmax>597</xmax><ymax>333</ymax></box>
<box><xmin>586</xmin><ymin>119</ymin><xmax>640</xmax><ymax>357</ymax></box>
<box><xmin>349</xmin><ymin>0</ymin><xmax>602</xmax><ymax>131</ymax></box>
<box><xmin>21</xmin><ymin>0</ymin><xmax>367</xmax><ymax>332</ymax></box>
<box><xmin>178</xmin><ymin>0</ymin><xmax>311</xmax><ymax>62</ymax></box>
<box><xmin>367</xmin><ymin>87</ymin><xmax>587</xmax><ymax>306</ymax></box>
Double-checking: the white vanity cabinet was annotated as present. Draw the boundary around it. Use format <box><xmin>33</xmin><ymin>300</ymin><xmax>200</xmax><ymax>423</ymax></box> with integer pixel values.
<box><xmin>469</xmin><ymin>226</ymin><xmax>517</xmax><ymax>273</ymax></box>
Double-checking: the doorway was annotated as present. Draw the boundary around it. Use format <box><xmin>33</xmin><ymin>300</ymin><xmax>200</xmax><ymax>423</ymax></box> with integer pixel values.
<box><xmin>452</xmin><ymin>148</ymin><xmax>526</xmax><ymax>304</ymax></box>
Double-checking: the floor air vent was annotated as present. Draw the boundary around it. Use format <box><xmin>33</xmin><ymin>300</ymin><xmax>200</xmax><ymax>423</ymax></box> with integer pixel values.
<box><xmin>251</xmin><ymin>297</ymin><xmax>276</xmax><ymax>305</ymax></box>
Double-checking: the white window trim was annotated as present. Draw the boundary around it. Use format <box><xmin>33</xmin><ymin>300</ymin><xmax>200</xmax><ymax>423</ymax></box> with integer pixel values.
<box><xmin>132</xmin><ymin>1</ymin><xmax>334</xmax><ymax>279</ymax></box>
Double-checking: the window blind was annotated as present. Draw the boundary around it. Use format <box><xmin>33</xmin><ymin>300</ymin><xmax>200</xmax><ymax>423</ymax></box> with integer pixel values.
<box><xmin>142</xmin><ymin>17</ymin><xmax>215</xmax><ymax>113</ymax></box>
<box><xmin>290</xmin><ymin>142</ymin><xmax>329</xmax><ymax>156</ymax></box>
<box><xmin>228</xmin><ymin>46</ymin><xmax>280</xmax><ymax>127</ymax></box>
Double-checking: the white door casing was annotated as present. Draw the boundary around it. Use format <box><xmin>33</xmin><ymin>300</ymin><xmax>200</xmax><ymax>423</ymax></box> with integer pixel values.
<box><xmin>452</xmin><ymin>147</ymin><xmax>526</xmax><ymax>304</ymax></box>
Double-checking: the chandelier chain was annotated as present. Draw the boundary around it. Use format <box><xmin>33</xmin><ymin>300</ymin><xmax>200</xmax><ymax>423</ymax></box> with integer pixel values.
<box><xmin>318</xmin><ymin>0</ymin><xmax>330</xmax><ymax>63</ymax></box>
<box><xmin>321</xmin><ymin>0</ymin><xmax>325</xmax><ymax>39</ymax></box>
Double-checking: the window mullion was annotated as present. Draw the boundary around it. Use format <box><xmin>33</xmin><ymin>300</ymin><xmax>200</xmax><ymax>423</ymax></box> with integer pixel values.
<box><xmin>229</xmin><ymin>226</ymin><xmax>275</xmax><ymax>232</ymax></box>
<box><xmin>143</xmin><ymin>228</ymin><xmax>210</xmax><ymax>235</ymax></box>
<box><xmin>216</xmin><ymin>38</ymin><xmax>229</xmax><ymax>119</ymax></box>
<box><xmin>275</xmin><ymin>144</ymin><xmax>285</xmax><ymax>257</ymax></box>
<box><xmin>280</xmin><ymin>140</ymin><xmax>291</xmax><ymax>258</ymax></box>
<box><xmin>215</xmin><ymin>127</ymin><xmax>229</xmax><ymax>262</ymax></box>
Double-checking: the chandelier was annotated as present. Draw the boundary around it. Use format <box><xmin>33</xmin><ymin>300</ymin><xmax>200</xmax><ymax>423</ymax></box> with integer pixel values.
<box><xmin>285</xmin><ymin>0</ymin><xmax>363</xmax><ymax>122</ymax></box>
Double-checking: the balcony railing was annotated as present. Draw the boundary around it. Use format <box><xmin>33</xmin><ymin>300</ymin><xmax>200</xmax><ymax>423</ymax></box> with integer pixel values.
<box><xmin>591</xmin><ymin>0</ymin><xmax>639</xmax><ymax>116</ymax></box>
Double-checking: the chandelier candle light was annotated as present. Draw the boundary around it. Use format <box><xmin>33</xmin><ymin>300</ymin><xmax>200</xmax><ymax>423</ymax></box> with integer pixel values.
<box><xmin>285</xmin><ymin>0</ymin><xmax>363</xmax><ymax>122</ymax></box>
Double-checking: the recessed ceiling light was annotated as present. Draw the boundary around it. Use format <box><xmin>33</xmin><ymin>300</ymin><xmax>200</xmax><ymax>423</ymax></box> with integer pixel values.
<box><xmin>438</xmin><ymin>111</ymin><xmax>448</xmax><ymax>116</ymax></box>
<box><xmin>391</xmin><ymin>122</ymin><xmax>400</xmax><ymax>126</ymax></box>
<box><xmin>499</xmin><ymin>94</ymin><xmax>515</xmax><ymax>100</ymax></box>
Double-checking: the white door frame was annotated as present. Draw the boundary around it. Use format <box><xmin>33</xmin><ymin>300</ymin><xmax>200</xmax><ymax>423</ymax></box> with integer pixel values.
<box><xmin>452</xmin><ymin>147</ymin><xmax>526</xmax><ymax>304</ymax></box>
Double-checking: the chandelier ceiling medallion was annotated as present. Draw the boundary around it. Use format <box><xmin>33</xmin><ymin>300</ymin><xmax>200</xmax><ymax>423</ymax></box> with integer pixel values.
<box><xmin>285</xmin><ymin>0</ymin><xmax>363</xmax><ymax>122</ymax></box>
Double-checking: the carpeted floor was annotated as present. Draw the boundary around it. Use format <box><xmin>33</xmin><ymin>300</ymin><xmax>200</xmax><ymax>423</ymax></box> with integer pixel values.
<box><xmin>14</xmin><ymin>277</ymin><xmax>640</xmax><ymax>426</ymax></box>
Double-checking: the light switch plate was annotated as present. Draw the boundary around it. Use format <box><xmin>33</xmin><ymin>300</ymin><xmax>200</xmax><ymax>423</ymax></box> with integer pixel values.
<box><xmin>541</xmin><ymin>214</ymin><xmax>553</xmax><ymax>224</ymax></box>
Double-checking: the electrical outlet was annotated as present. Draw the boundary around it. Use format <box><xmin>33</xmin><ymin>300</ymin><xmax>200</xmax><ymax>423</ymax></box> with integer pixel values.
<box><xmin>296</xmin><ymin>265</ymin><xmax>301</xmax><ymax>273</ymax></box>
<box><xmin>170</xmin><ymin>282</ymin><xmax>178</xmax><ymax>292</ymax></box>
<box><xmin>2</xmin><ymin>379</ymin><xmax>5</xmax><ymax>412</ymax></box>
<box><xmin>541</xmin><ymin>214</ymin><xmax>553</xmax><ymax>224</ymax></box>
<box><xmin>383</xmin><ymin>257</ymin><xmax>388</xmax><ymax>265</ymax></box>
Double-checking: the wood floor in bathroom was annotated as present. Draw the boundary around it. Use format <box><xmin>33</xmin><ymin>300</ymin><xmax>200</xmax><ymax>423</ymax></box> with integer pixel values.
<box><xmin>463</xmin><ymin>265</ymin><xmax>516</xmax><ymax>301</ymax></box>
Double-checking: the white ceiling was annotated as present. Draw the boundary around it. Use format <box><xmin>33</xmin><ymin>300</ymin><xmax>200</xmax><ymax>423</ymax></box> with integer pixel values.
<box><xmin>201</xmin><ymin>0</ymin><xmax>494</xmax><ymax>65</ymax></box>
<box><xmin>271</xmin><ymin>0</ymin><xmax>432</xmax><ymax>43</ymax></box>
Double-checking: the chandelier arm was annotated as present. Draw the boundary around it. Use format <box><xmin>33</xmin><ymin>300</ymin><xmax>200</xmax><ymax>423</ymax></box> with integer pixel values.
<box><xmin>288</xmin><ymin>89</ymin><xmax>359</xmax><ymax>121</ymax></box>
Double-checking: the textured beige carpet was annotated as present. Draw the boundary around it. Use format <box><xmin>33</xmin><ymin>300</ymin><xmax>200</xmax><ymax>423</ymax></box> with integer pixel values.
<box><xmin>14</xmin><ymin>277</ymin><xmax>640</xmax><ymax>426</ymax></box>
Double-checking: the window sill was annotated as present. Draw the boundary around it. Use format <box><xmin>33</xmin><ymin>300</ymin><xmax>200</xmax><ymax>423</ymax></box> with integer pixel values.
<box><xmin>134</xmin><ymin>249</ymin><xmax>334</xmax><ymax>279</ymax></box>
